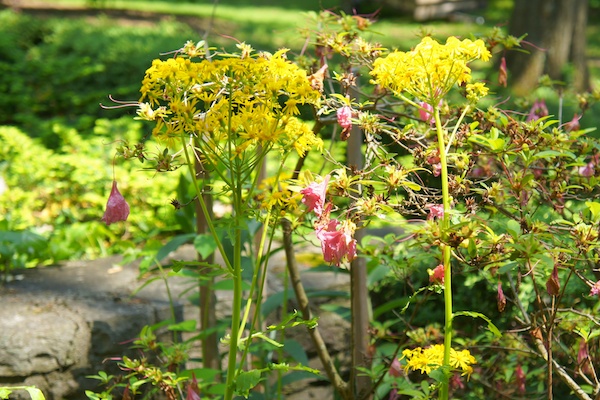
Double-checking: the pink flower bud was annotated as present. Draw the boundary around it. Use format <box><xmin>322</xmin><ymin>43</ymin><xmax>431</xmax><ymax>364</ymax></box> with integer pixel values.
<box><xmin>515</xmin><ymin>364</ymin><xmax>526</xmax><ymax>395</ymax></box>
<box><xmin>578</xmin><ymin>339</ymin><xmax>592</xmax><ymax>376</ymax></box>
<box><xmin>498</xmin><ymin>56</ymin><xmax>508</xmax><ymax>87</ymax></box>
<box><xmin>497</xmin><ymin>281</ymin><xmax>506</xmax><ymax>312</ymax></box>
<box><xmin>336</xmin><ymin>106</ymin><xmax>353</xmax><ymax>130</ymax></box>
<box><xmin>429</xmin><ymin>264</ymin><xmax>444</xmax><ymax>284</ymax></box>
<box><xmin>546</xmin><ymin>264</ymin><xmax>560</xmax><ymax>296</ymax></box>
<box><xmin>526</xmin><ymin>99</ymin><xmax>548</xmax><ymax>122</ymax></box>
<box><xmin>578</xmin><ymin>162</ymin><xmax>595</xmax><ymax>178</ymax></box>
<box><xmin>389</xmin><ymin>358</ymin><xmax>402</xmax><ymax>378</ymax></box>
<box><xmin>102</xmin><ymin>180</ymin><xmax>130</xmax><ymax>225</ymax></box>
<box><xmin>418</xmin><ymin>101</ymin><xmax>434</xmax><ymax>125</ymax></box>
<box><xmin>186</xmin><ymin>372</ymin><xmax>200</xmax><ymax>400</ymax></box>
<box><xmin>426</xmin><ymin>204</ymin><xmax>444</xmax><ymax>220</ymax></box>
<box><xmin>590</xmin><ymin>280</ymin><xmax>600</xmax><ymax>297</ymax></box>
<box><xmin>565</xmin><ymin>114</ymin><xmax>581</xmax><ymax>132</ymax></box>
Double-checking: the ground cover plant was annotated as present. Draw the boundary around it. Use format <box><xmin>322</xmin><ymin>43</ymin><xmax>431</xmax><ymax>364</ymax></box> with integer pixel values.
<box><xmin>2</xmin><ymin>1</ymin><xmax>600</xmax><ymax>399</ymax></box>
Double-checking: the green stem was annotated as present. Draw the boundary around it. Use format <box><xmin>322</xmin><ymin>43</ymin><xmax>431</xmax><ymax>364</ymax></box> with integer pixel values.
<box><xmin>153</xmin><ymin>258</ymin><xmax>179</xmax><ymax>343</ymax></box>
<box><xmin>434</xmin><ymin>105</ymin><xmax>453</xmax><ymax>400</ymax></box>
<box><xmin>224</xmin><ymin>186</ymin><xmax>244</xmax><ymax>400</ymax></box>
<box><xmin>181</xmin><ymin>136</ymin><xmax>234</xmax><ymax>274</ymax></box>
<box><xmin>237</xmin><ymin>211</ymin><xmax>272</xmax><ymax>345</ymax></box>
<box><xmin>446</xmin><ymin>105</ymin><xmax>470</xmax><ymax>154</ymax></box>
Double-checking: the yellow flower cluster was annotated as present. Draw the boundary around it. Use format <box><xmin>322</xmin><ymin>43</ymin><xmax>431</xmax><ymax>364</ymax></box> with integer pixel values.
<box><xmin>370</xmin><ymin>36</ymin><xmax>491</xmax><ymax>103</ymax></box>
<box><xmin>137</xmin><ymin>45</ymin><xmax>322</xmax><ymax>159</ymax></box>
<box><xmin>401</xmin><ymin>344</ymin><xmax>476</xmax><ymax>379</ymax></box>
<box><xmin>256</xmin><ymin>172</ymin><xmax>303</xmax><ymax>211</ymax></box>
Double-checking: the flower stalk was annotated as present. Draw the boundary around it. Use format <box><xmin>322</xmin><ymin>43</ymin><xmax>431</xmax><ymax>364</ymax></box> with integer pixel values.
<box><xmin>434</xmin><ymin>105</ymin><xmax>453</xmax><ymax>399</ymax></box>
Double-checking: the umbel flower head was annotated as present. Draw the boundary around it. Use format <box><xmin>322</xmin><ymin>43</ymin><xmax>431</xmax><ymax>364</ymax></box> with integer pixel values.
<box><xmin>102</xmin><ymin>180</ymin><xmax>130</xmax><ymax>225</ymax></box>
<box><xmin>370</xmin><ymin>36</ymin><xmax>491</xmax><ymax>104</ymax></box>
<box><xmin>137</xmin><ymin>43</ymin><xmax>323</xmax><ymax>161</ymax></box>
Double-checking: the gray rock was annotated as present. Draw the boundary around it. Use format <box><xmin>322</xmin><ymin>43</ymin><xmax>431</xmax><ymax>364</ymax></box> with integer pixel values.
<box><xmin>0</xmin><ymin>257</ymin><xmax>182</xmax><ymax>400</ymax></box>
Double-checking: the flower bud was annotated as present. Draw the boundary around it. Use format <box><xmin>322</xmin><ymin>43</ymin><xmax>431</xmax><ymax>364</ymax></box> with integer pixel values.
<box><xmin>498</xmin><ymin>56</ymin><xmax>507</xmax><ymax>87</ymax></box>
<box><xmin>389</xmin><ymin>358</ymin><xmax>402</xmax><ymax>378</ymax></box>
<box><xmin>102</xmin><ymin>180</ymin><xmax>130</xmax><ymax>225</ymax></box>
<box><xmin>515</xmin><ymin>364</ymin><xmax>526</xmax><ymax>395</ymax></box>
<box><xmin>565</xmin><ymin>114</ymin><xmax>581</xmax><ymax>132</ymax></box>
<box><xmin>497</xmin><ymin>281</ymin><xmax>506</xmax><ymax>312</ymax></box>
<box><xmin>428</xmin><ymin>264</ymin><xmax>444</xmax><ymax>284</ymax></box>
<box><xmin>337</xmin><ymin>106</ymin><xmax>353</xmax><ymax>140</ymax></box>
<box><xmin>546</xmin><ymin>264</ymin><xmax>560</xmax><ymax>296</ymax></box>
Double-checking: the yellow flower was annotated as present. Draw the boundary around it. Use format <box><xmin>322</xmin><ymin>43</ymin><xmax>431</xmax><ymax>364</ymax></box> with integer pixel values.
<box><xmin>466</xmin><ymin>82</ymin><xmax>489</xmax><ymax>103</ymax></box>
<box><xmin>257</xmin><ymin>173</ymin><xmax>302</xmax><ymax>211</ymax></box>
<box><xmin>401</xmin><ymin>344</ymin><xmax>476</xmax><ymax>379</ymax></box>
<box><xmin>370</xmin><ymin>36</ymin><xmax>491</xmax><ymax>104</ymax></box>
<box><xmin>137</xmin><ymin>42</ymin><xmax>322</xmax><ymax>165</ymax></box>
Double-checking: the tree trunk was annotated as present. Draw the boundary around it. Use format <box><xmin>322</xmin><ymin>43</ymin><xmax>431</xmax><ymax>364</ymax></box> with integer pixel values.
<box><xmin>507</xmin><ymin>0</ymin><xmax>590</xmax><ymax>94</ymax></box>
<box><xmin>572</xmin><ymin>0</ymin><xmax>591</xmax><ymax>92</ymax></box>
<box><xmin>347</xmin><ymin>113</ymin><xmax>372</xmax><ymax>399</ymax></box>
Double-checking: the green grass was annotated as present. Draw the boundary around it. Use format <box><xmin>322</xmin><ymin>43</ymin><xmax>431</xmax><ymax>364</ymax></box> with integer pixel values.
<box><xmin>51</xmin><ymin>0</ymin><xmax>506</xmax><ymax>52</ymax></box>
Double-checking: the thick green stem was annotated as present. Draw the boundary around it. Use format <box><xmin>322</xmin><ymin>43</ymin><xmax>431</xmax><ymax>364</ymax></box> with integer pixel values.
<box><xmin>434</xmin><ymin>106</ymin><xmax>453</xmax><ymax>399</ymax></box>
<box><xmin>224</xmin><ymin>192</ymin><xmax>244</xmax><ymax>400</ymax></box>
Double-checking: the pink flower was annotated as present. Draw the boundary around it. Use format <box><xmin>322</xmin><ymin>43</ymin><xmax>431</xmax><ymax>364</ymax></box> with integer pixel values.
<box><xmin>301</xmin><ymin>175</ymin><xmax>330</xmax><ymax>216</ymax></box>
<box><xmin>578</xmin><ymin>162</ymin><xmax>595</xmax><ymax>178</ymax></box>
<box><xmin>515</xmin><ymin>364</ymin><xmax>526</xmax><ymax>395</ymax></box>
<box><xmin>315</xmin><ymin>218</ymin><xmax>357</xmax><ymax>266</ymax></box>
<box><xmin>389</xmin><ymin>358</ymin><xmax>402</xmax><ymax>378</ymax></box>
<box><xmin>578</xmin><ymin>339</ymin><xmax>592</xmax><ymax>376</ymax></box>
<box><xmin>590</xmin><ymin>280</ymin><xmax>600</xmax><ymax>296</ymax></box>
<box><xmin>427</xmin><ymin>204</ymin><xmax>444</xmax><ymax>220</ymax></box>
<box><xmin>432</xmin><ymin>163</ymin><xmax>442</xmax><ymax>177</ymax></box>
<box><xmin>101</xmin><ymin>180</ymin><xmax>130</xmax><ymax>225</ymax></box>
<box><xmin>565</xmin><ymin>114</ymin><xmax>581</xmax><ymax>132</ymax></box>
<box><xmin>526</xmin><ymin>99</ymin><xmax>549</xmax><ymax>122</ymax></box>
<box><xmin>426</xmin><ymin>151</ymin><xmax>442</xmax><ymax>177</ymax></box>
<box><xmin>418</xmin><ymin>101</ymin><xmax>435</xmax><ymax>126</ymax></box>
<box><xmin>336</xmin><ymin>106</ymin><xmax>353</xmax><ymax>130</ymax></box>
<box><xmin>497</xmin><ymin>281</ymin><xmax>506</xmax><ymax>312</ymax></box>
<box><xmin>450</xmin><ymin>373</ymin><xmax>465</xmax><ymax>390</ymax></box>
<box><xmin>429</xmin><ymin>264</ymin><xmax>444</xmax><ymax>284</ymax></box>
<box><xmin>186</xmin><ymin>372</ymin><xmax>201</xmax><ymax>400</ymax></box>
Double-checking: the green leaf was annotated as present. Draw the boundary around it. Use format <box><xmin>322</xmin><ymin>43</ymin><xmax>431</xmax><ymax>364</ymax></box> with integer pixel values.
<box><xmin>167</xmin><ymin>319</ymin><xmax>197</xmax><ymax>332</ymax></box>
<box><xmin>505</xmin><ymin>219</ymin><xmax>521</xmax><ymax>238</ymax></box>
<box><xmin>0</xmin><ymin>388</ymin><xmax>12</xmax><ymax>399</ymax></box>
<box><xmin>402</xmin><ymin>180</ymin><xmax>422</xmax><ymax>191</ymax></box>
<box><xmin>213</xmin><ymin>279</ymin><xmax>251</xmax><ymax>291</ymax></box>
<box><xmin>453</xmin><ymin>311</ymin><xmax>501</xmax><ymax>338</ymax></box>
<box><xmin>193</xmin><ymin>233</ymin><xmax>218</xmax><ymax>260</ymax></box>
<box><xmin>373</xmin><ymin>297</ymin><xmax>409</xmax><ymax>320</ymax></box>
<box><xmin>532</xmin><ymin>150</ymin><xmax>576</xmax><ymax>160</ymax></box>
<box><xmin>25</xmin><ymin>388</ymin><xmax>46</xmax><ymax>400</ymax></box>
<box><xmin>262</xmin><ymin>290</ymin><xmax>286</xmax><ymax>317</ymax></box>
<box><xmin>283</xmin><ymin>339</ymin><xmax>309</xmax><ymax>366</ymax></box>
<box><xmin>156</xmin><ymin>233</ymin><xmax>195</xmax><ymax>261</ymax></box>
<box><xmin>367</xmin><ymin>264</ymin><xmax>391</xmax><ymax>288</ymax></box>
<box><xmin>586</xmin><ymin>201</ymin><xmax>600</xmax><ymax>222</ymax></box>
<box><xmin>178</xmin><ymin>368</ymin><xmax>220</xmax><ymax>382</ymax></box>
<box><xmin>235</xmin><ymin>370</ymin><xmax>262</xmax><ymax>398</ymax></box>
